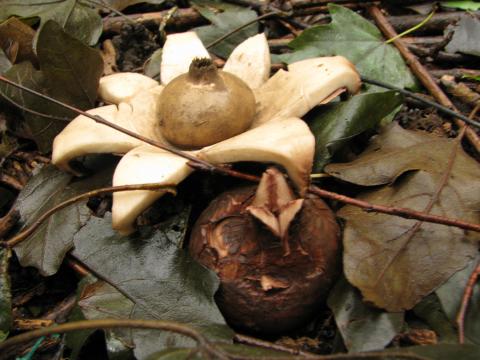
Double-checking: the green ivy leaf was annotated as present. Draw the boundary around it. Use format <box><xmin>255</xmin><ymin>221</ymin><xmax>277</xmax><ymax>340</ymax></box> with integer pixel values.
<box><xmin>327</xmin><ymin>277</ymin><xmax>404</xmax><ymax>352</ymax></box>
<box><xmin>308</xmin><ymin>90</ymin><xmax>403</xmax><ymax>171</ymax></box>
<box><xmin>278</xmin><ymin>4</ymin><xmax>416</xmax><ymax>89</ymax></box>
<box><xmin>71</xmin><ymin>211</ymin><xmax>232</xmax><ymax>360</ymax></box>
<box><xmin>13</xmin><ymin>162</ymin><xmax>114</xmax><ymax>276</ymax></box>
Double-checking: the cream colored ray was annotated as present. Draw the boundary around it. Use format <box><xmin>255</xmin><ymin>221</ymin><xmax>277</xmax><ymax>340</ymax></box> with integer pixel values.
<box><xmin>52</xmin><ymin>104</ymin><xmax>144</xmax><ymax>174</ymax></box>
<box><xmin>253</xmin><ymin>56</ymin><xmax>361</xmax><ymax>127</ymax></box>
<box><xmin>223</xmin><ymin>33</ymin><xmax>271</xmax><ymax>89</ymax></box>
<box><xmin>160</xmin><ymin>32</ymin><xmax>210</xmax><ymax>85</ymax></box>
<box><xmin>98</xmin><ymin>73</ymin><xmax>159</xmax><ymax>104</ymax></box>
<box><xmin>200</xmin><ymin>117</ymin><xmax>314</xmax><ymax>195</ymax></box>
<box><xmin>112</xmin><ymin>145</ymin><xmax>194</xmax><ymax>234</ymax></box>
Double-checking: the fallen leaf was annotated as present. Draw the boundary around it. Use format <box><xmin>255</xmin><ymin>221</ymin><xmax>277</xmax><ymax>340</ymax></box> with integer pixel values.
<box><xmin>325</xmin><ymin>123</ymin><xmax>480</xmax><ymax>311</ymax></box>
<box><xmin>71</xmin><ymin>211</ymin><xmax>232</xmax><ymax>359</ymax></box>
<box><xmin>0</xmin><ymin>248</ymin><xmax>12</xmax><ymax>342</ymax></box>
<box><xmin>13</xmin><ymin>162</ymin><xmax>114</xmax><ymax>276</ymax></box>
<box><xmin>445</xmin><ymin>14</ymin><xmax>480</xmax><ymax>56</ymax></box>
<box><xmin>0</xmin><ymin>17</ymin><xmax>36</xmax><ymax>65</ymax></box>
<box><xmin>327</xmin><ymin>277</ymin><xmax>404</xmax><ymax>352</ymax></box>
<box><xmin>192</xmin><ymin>0</ymin><xmax>258</xmax><ymax>59</ymax></box>
<box><xmin>277</xmin><ymin>4</ymin><xmax>416</xmax><ymax>89</ymax></box>
<box><xmin>436</xmin><ymin>255</ymin><xmax>480</xmax><ymax>344</ymax></box>
<box><xmin>0</xmin><ymin>48</ymin><xmax>12</xmax><ymax>74</ymax></box>
<box><xmin>0</xmin><ymin>0</ymin><xmax>102</xmax><ymax>45</ymax></box>
<box><xmin>308</xmin><ymin>90</ymin><xmax>403</xmax><ymax>171</ymax></box>
<box><xmin>0</xmin><ymin>21</ymin><xmax>103</xmax><ymax>152</ymax></box>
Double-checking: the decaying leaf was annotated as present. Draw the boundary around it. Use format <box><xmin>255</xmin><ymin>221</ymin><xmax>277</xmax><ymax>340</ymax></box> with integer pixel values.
<box><xmin>0</xmin><ymin>0</ymin><xmax>102</xmax><ymax>45</ymax></box>
<box><xmin>0</xmin><ymin>21</ymin><xmax>103</xmax><ymax>152</ymax></box>
<box><xmin>325</xmin><ymin>123</ymin><xmax>480</xmax><ymax>311</ymax></box>
<box><xmin>13</xmin><ymin>162</ymin><xmax>113</xmax><ymax>276</ymax></box>
<box><xmin>192</xmin><ymin>0</ymin><xmax>258</xmax><ymax>59</ymax></box>
<box><xmin>308</xmin><ymin>90</ymin><xmax>403</xmax><ymax>171</ymax></box>
<box><xmin>101</xmin><ymin>0</ymin><xmax>165</xmax><ymax>11</ymax></box>
<box><xmin>445</xmin><ymin>14</ymin><xmax>480</xmax><ymax>57</ymax></box>
<box><xmin>0</xmin><ymin>17</ymin><xmax>36</xmax><ymax>65</ymax></box>
<box><xmin>277</xmin><ymin>4</ymin><xmax>416</xmax><ymax>89</ymax></box>
<box><xmin>71</xmin><ymin>211</ymin><xmax>232</xmax><ymax>359</ymax></box>
<box><xmin>327</xmin><ymin>277</ymin><xmax>404</xmax><ymax>352</ymax></box>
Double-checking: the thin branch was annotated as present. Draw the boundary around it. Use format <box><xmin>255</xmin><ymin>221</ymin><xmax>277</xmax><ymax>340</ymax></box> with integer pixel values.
<box><xmin>456</xmin><ymin>260</ymin><xmax>480</xmax><ymax>344</ymax></box>
<box><xmin>0</xmin><ymin>319</ymin><xmax>230</xmax><ymax>360</ymax></box>
<box><xmin>2</xmin><ymin>183</ymin><xmax>176</xmax><ymax>248</ymax></box>
<box><xmin>368</xmin><ymin>5</ymin><xmax>480</xmax><ymax>152</ymax></box>
<box><xmin>360</xmin><ymin>78</ymin><xmax>480</xmax><ymax>129</ymax></box>
<box><xmin>309</xmin><ymin>186</ymin><xmax>480</xmax><ymax>233</ymax></box>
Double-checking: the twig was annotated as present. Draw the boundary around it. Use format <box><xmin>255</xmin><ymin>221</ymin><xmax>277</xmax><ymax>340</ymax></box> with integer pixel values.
<box><xmin>385</xmin><ymin>9</ymin><xmax>435</xmax><ymax>44</ymax></box>
<box><xmin>368</xmin><ymin>5</ymin><xmax>480</xmax><ymax>152</ymax></box>
<box><xmin>0</xmin><ymin>319</ymin><xmax>230</xmax><ymax>360</ymax></box>
<box><xmin>102</xmin><ymin>8</ymin><xmax>205</xmax><ymax>33</ymax></box>
<box><xmin>0</xmin><ymin>173</ymin><xmax>24</xmax><ymax>190</ymax></box>
<box><xmin>309</xmin><ymin>186</ymin><xmax>480</xmax><ymax>232</ymax></box>
<box><xmin>0</xmin><ymin>209</ymin><xmax>19</xmax><ymax>238</ymax></box>
<box><xmin>1</xmin><ymin>183</ymin><xmax>176</xmax><ymax>248</ymax></box>
<box><xmin>360</xmin><ymin>77</ymin><xmax>480</xmax><ymax>129</ymax></box>
<box><xmin>456</xmin><ymin>260</ymin><xmax>480</xmax><ymax>344</ymax></box>
<box><xmin>388</xmin><ymin>11</ymin><xmax>480</xmax><ymax>34</ymax></box>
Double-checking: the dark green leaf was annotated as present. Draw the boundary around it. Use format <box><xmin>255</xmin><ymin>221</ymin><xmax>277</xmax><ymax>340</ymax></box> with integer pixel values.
<box><xmin>436</xmin><ymin>255</ymin><xmax>480</xmax><ymax>344</ymax></box>
<box><xmin>71</xmin><ymin>212</ymin><xmax>232</xmax><ymax>359</ymax></box>
<box><xmin>0</xmin><ymin>248</ymin><xmax>12</xmax><ymax>342</ymax></box>
<box><xmin>13</xmin><ymin>163</ymin><xmax>114</xmax><ymax>276</ymax></box>
<box><xmin>192</xmin><ymin>0</ymin><xmax>258</xmax><ymax>59</ymax></box>
<box><xmin>0</xmin><ymin>0</ymin><xmax>102</xmax><ymax>45</ymax></box>
<box><xmin>0</xmin><ymin>22</ymin><xmax>103</xmax><ymax>151</ymax></box>
<box><xmin>37</xmin><ymin>20</ymin><xmax>103</xmax><ymax>110</ymax></box>
<box><xmin>445</xmin><ymin>14</ymin><xmax>480</xmax><ymax>56</ymax></box>
<box><xmin>278</xmin><ymin>4</ymin><xmax>415</xmax><ymax>89</ymax></box>
<box><xmin>413</xmin><ymin>294</ymin><xmax>458</xmax><ymax>344</ymax></box>
<box><xmin>327</xmin><ymin>277</ymin><xmax>404</xmax><ymax>352</ymax></box>
<box><xmin>308</xmin><ymin>90</ymin><xmax>403</xmax><ymax>171</ymax></box>
<box><xmin>325</xmin><ymin>124</ymin><xmax>480</xmax><ymax>311</ymax></box>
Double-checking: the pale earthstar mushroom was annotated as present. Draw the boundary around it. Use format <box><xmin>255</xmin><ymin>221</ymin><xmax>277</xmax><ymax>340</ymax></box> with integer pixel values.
<box><xmin>52</xmin><ymin>32</ymin><xmax>361</xmax><ymax>234</ymax></box>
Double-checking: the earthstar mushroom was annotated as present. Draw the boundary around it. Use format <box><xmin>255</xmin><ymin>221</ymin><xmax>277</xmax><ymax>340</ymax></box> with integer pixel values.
<box><xmin>51</xmin><ymin>32</ymin><xmax>361</xmax><ymax>234</ymax></box>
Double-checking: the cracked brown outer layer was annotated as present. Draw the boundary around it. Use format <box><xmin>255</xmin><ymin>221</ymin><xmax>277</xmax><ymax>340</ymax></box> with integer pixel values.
<box><xmin>189</xmin><ymin>174</ymin><xmax>341</xmax><ymax>334</ymax></box>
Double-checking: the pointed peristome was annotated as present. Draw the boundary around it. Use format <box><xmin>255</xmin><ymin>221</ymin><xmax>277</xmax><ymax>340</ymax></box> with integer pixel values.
<box><xmin>246</xmin><ymin>168</ymin><xmax>305</xmax><ymax>254</ymax></box>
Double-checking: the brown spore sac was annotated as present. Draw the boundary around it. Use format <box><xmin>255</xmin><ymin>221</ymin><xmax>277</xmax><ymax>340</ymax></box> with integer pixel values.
<box><xmin>189</xmin><ymin>168</ymin><xmax>341</xmax><ymax>335</ymax></box>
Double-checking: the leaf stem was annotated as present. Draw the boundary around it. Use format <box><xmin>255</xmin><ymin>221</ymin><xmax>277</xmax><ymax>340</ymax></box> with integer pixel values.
<box><xmin>2</xmin><ymin>183</ymin><xmax>176</xmax><ymax>248</ymax></box>
<box><xmin>385</xmin><ymin>9</ymin><xmax>435</xmax><ymax>44</ymax></box>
